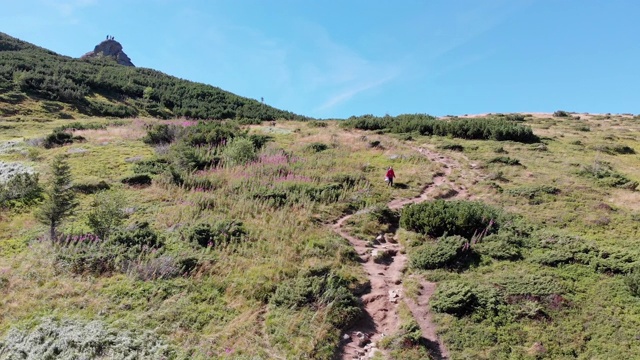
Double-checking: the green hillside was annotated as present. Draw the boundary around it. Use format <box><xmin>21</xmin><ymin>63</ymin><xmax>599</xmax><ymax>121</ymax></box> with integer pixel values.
<box><xmin>0</xmin><ymin>32</ymin><xmax>305</xmax><ymax>121</ymax></box>
<box><xmin>2</xmin><ymin>33</ymin><xmax>640</xmax><ymax>360</ymax></box>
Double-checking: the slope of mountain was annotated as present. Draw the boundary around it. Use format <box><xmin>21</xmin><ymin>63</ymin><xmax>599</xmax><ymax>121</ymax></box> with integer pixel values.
<box><xmin>0</xmin><ymin>32</ymin><xmax>306</xmax><ymax>121</ymax></box>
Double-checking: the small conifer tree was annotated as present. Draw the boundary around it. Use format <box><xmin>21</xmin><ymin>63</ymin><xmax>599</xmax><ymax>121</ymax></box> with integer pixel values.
<box><xmin>36</xmin><ymin>155</ymin><xmax>77</xmax><ymax>240</ymax></box>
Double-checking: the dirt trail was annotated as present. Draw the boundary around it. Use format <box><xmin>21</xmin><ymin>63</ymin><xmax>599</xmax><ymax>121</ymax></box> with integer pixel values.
<box><xmin>333</xmin><ymin>146</ymin><xmax>474</xmax><ymax>360</ymax></box>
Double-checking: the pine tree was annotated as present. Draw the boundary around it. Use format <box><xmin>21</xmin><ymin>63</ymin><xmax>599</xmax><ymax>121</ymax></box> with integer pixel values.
<box><xmin>36</xmin><ymin>155</ymin><xmax>77</xmax><ymax>240</ymax></box>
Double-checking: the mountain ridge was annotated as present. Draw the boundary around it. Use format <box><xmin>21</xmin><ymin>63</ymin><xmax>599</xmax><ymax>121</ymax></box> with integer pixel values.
<box><xmin>0</xmin><ymin>32</ymin><xmax>307</xmax><ymax>121</ymax></box>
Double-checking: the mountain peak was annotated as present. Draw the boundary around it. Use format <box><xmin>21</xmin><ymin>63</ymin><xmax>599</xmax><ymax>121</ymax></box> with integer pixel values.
<box><xmin>81</xmin><ymin>36</ymin><xmax>134</xmax><ymax>66</ymax></box>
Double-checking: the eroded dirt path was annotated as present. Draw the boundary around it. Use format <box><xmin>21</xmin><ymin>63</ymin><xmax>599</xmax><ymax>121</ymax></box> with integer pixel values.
<box><xmin>333</xmin><ymin>146</ymin><xmax>475</xmax><ymax>360</ymax></box>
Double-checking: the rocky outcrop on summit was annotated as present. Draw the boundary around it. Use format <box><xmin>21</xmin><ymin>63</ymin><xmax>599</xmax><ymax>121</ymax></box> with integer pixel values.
<box><xmin>81</xmin><ymin>38</ymin><xmax>134</xmax><ymax>66</ymax></box>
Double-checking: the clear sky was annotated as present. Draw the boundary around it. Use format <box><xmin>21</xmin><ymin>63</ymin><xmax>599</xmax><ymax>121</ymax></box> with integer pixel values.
<box><xmin>2</xmin><ymin>0</ymin><xmax>639</xmax><ymax>119</ymax></box>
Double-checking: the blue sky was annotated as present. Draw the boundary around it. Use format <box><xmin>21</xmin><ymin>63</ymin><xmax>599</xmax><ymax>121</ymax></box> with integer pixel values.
<box><xmin>2</xmin><ymin>0</ymin><xmax>639</xmax><ymax>119</ymax></box>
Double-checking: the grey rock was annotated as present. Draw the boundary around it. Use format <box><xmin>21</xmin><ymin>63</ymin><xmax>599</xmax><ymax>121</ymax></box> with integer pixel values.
<box><xmin>81</xmin><ymin>39</ymin><xmax>135</xmax><ymax>66</ymax></box>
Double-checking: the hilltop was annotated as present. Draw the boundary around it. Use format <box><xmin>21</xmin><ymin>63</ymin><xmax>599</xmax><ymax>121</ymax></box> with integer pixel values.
<box><xmin>0</xmin><ymin>32</ymin><xmax>305</xmax><ymax>121</ymax></box>
<box><xmin>81</xmin><ymin>37</ymin><xmax>134</xmax><ymax>67</ymax></box>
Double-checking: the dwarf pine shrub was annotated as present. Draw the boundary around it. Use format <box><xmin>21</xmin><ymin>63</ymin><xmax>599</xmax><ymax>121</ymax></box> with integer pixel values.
<box><xmin>411</xmin><ymin>235</ymin><xmax>469</xmax><ymax>270</ymax></box>
<box><xmin>431</xmin><ymin>281</ymin><xmax>476</xmax><ymax>316</ymax></box>
<box><xmin>342</xmin><ymin>114</ymin><xmax>539</xmax><ymax>143</ymax></box>
<box><xmin>269</xmin><ymin>267</ymin><xmax>361</xmax><ymax>328</ymax></box>
<box><xmin>400</xmin><ymin>200</ymin><xmax>501</xmax><ymax>239</ymax></box>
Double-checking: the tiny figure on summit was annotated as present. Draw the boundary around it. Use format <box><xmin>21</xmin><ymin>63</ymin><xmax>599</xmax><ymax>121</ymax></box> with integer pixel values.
<box><xmin>385</xmin><ymin>166</ymin><xmax>396</xmax><ymax>187</ymax></box>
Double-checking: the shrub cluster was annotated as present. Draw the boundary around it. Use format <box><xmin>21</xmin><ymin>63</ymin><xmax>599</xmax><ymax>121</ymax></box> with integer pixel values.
<box><xmin>0</xmin><ymin>172</ymin><xmax>42</xmax><ymax>208</ymax></box>
<box><xmin>341</xmin><ymin>114</ymin><xmax>539</xmax><ymax>143</ymax></box>
<box><xmin>577</xmin><ymin>162</ymin><xmax>638</xmax><ymax>190</ymax></box>
<box><xmin>0</xmin><ymin>318</ymin><xmax>174</xmax><ymax>359</ymax></box>
<box><xmin>488</xmin><ymin>156</ymin><xmax>521</xmax><ymax>166</ymax></box>
<box><xmin>269</xmin><ymin>267</ymin><xmax>361</xmax><ymax>328</ymax></box>
<box><xmin>400</xmin><ymin>200</ymin><xmax>501</xmax><ymax>239</ymax></box>
<box><xmin>411</xmin><ymin>235</ymin><xmax>472</xmax><ymax>270</ymax></box>
<box><xmin>185</xmin><ymin>220</ymin><xmax>246</xmax><ymax>248</ymax></box>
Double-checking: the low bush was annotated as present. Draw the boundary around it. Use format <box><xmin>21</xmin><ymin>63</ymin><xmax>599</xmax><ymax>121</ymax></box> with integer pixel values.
<box><xmin>553</xmin><ymin>110</ymin><xmax>570</xmax><ymax>117</ymax></box>
<box><xmin>0</xmin><ymin>318</ymin><xmax>174</xmax><ymax>359</ymax></box>
<box><xmin>304</xmin><ymin>142</ymin><xmax>329</xmax><ymax>152</ymax></box>
<box><xmin>489</xmin><ymin>156</ymin><xmax>521</xmax><ymax>166</ymax></box>
<box><xmin>186</xmin><ymin>220</ymin><xmax>246</xmax><ymax>248</ymax></box>
<box><xmin>308</xmin><ymin>120</ymin><xmax>328</xmax><ymax>128</ymax></box>
<box><xmin>439</xmin><ymin>144</ymin><xmax>464</xmax><ymax>152</ymax></box>
<box><xmin>342</xmin><ymin>113</ymin><xmax>539</xmax><ymax>143</ymax></box>
<box><xmin>73</xmin><ymin>180</ymin><xmax>110</xmax><ymax>194</ymax></box>
<box><xmin>578</xmin><ymin>162</ymin><xmax>638</xmax><ymax>190</ymax></box>
<box><xmin>269</xmin><ymin>267</ymin><xmax>361</xmax><ymax>328</ymax></box>
<box><xmin>591</xmin><ymin>144</ymin><xmax>636</xmax><ymax>155</ymax></box>
<box><xmin>121</xmin><ymin>174</ymin><xmax>152</xmax><ymax>186</ymax></box>
<box><xmin>431</xmin><ymin>281</ymin><xmax>476</xmax><ymax>316</ymax></box>
<box><xmin>0</xmin><ymin>172</ymin><xmax>42</xmax><ymax>207</ymax></box>
<box><xmin>43</xmin><ymin>130</ymin><xmax>83</xmax><ymax>148</ymax></box>
<box><xmin>142</xmin><ymin>123</ymin><xmax>178</xmax><ymax>145</ymax></box>
<box><xmin>222</xmin><ymin>137</ymin><xmax>257</xmax><ymax>166</ymax></box>
<box><xmin>400</xmin><ymin>200</ymin><xmax>502</xmax><ymax>239</ymax></box>
<box><xmin>625</xmin><ymin>267</ymin><xmax>640</xmax><ymax>297</ymax></box>
<box><xmin>133</xmin><ymin>158</ymin><xmax>170</xmax><ymax>175</ymax></box>
<box><xmin>474</xmin><ymin>234</ymin><xmax>522</xmax><ymax>260</ymax></box>
<box><xmin>506</xmin><ymin>185</ymin><xmax>560</xmax><ymax>199</ymax></box>
<box><xmin>411</xmin><ymin>235</ymin><xmax>471</xmax><ymax>270</ymax></box>
<box><xmin>110</xmin><ymin>222</ymin><xmax>161</xmax><ymax>249</ymax></box>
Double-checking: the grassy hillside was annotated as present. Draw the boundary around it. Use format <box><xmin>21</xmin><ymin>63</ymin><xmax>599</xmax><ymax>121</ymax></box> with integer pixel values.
<box><xmin>1</xmin><ymin>111</ymin><xmax>640</xmax><ymax>359</ymax></box>
<box><xmin>0</xmin><ymin>32</ymin><xmax>306</xmax><ymax>121</ymax></box>
<box><xmin>3</xmin><ymin>32</ymin><xmax>640</xmax><ymax>360</ymax></box>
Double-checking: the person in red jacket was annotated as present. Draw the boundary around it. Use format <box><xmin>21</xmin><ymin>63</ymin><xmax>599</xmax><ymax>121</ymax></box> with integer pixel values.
<box><xmin>385</xmin><ymin>166</ymin><xmax>396</xmax><ymax>187</ymax></box>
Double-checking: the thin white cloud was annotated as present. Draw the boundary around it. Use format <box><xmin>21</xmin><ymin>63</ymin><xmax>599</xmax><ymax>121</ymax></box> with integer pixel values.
<box><xmin>293</xmin><ymin>21</ymin><xmax>401</xmax><ymax>114</ymax></box>
<box><xmin>315</xmin><ymin>73</ymin><xmax>397</xmax><ymax>113</ymax></box>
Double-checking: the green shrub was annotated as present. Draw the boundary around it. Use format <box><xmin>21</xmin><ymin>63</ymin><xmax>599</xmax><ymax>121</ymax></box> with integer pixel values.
<box><xmin>304</xmin><ymin>142</ymin><xmax>329</xmax><ymax>152</ymax></box>
<box><xmin>133</xmin><ymin>158</ymin><xmax>170</xmax><ymax>175</ymax></box>
<box><xmin>431</xmin><ymin>281</ymin><xmax>476</xmax><ymax>316</ymax></box>
<box><xmin>506</xmin><ymin>185</ymin><xmax>560</xmax><ymax>199</ymax></box>
<box><xmin>269</xmin><ymin>267</ymin><xmax>361</xmax><ymax>328</ymax></box>
<box><xmin>474</xmin><ymin>234</ymin><xmax>522</xmax><ymax>260</ymax></box>
<box><xmin>489</xmin><ymin>156</ymin><xmax>521</xmax><ymax>166</ymax></box>
<box><xmin>0</xmin><ymin>318</ymin><xmax>174</xmax><ymax>359</ymax></box>
<box><xmin>439</xmin><ymin>144</ymin><xmax>464</xmax><ymax>152</ymax></box>
<box><xmin>222</xmin><ymin>137</ymin><xmax>257</xmax><ymax>166</ymax></box>
<box><xmin>411</xmin><ymin>235</ymin><xmax>469</xmax><ymax>270</ymax></box>
<box><xmin>186</xmin><ymin>220</ymin><xmax>246</xmax><ymax>248</ymax></box>
<box><xmin>578</xmin><ymin>162</ymin><xmax>638</xmax><ymax>190</ymax></box>
<box><xmin>87</xmin><ymin>191</ymin><xmax>126</xmax><ymax>241</ymax></box>
<box><xmin>308</xmin><ymin>120</ymin><xmax>328</xmax><ymax>128</ymax></box>
<box><xmin>73</xmin><ymin>180</ymin><xmax>110</xmax><ymax>194</ymax></box>
<box><xmin>400</xmin><ymin>200</ymin><xmax>501</xmax><ymax>239</ymax></box>
<box><xmin>592</xmin><ymin>144</ymin><xmax>636</xmax><ymax>155</ymax></box>
<box><xmin>625</xmin><ymin>267</ymin><xmax>640</xmax><ymax>296</ymax></box>
<box><xmin>142</xmin><ymin>124</ymin><xmax>178</xmax><ymax>145</ymax></box>
<box><xmin>121</xmin><ymin>173</ymin><xmax>152</xmax><ymax>186</ymax></box>
<box><xmin>110</xmin><ymin>222</ymin><xmax>160</xmax><ymax>249</ymax></box>
<box><xmin>342</xmin><ymin>114</ymin><xmax>539</xmax><ymax>143</ymax></box>
<box><xmin>43</xmin><ymin>130</ymin><xmax>78</xmax><ymax>148</ymax></box>
<box><xmin>0</xmin><ymin>172</ymin><xmax>42</xmax><ymax>207</ymax></box>
<box><xmin>553</xmin><ymin>110</ymin><xmax>570</xmax><ymax>117</ymax></box>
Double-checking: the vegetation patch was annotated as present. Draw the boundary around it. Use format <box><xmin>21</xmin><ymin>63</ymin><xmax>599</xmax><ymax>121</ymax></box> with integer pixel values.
<box><xmin>0</xmin><ymin>318</ymin><xmax>174</xmax><ymax>359</ymax></box>
<box><xmin>400</xmin><ymin>200</ymin><xmax>502</xmax><ymax>239</ymax></box>
<box><xmin>488</xmin><ymin>156</ymin><xmax>521</xmax><ymax>166</ymax></box>
<box><xmin>342</xmin><ymin>114</ymin><xmax>540</xmax><ymax>143</ymax></box>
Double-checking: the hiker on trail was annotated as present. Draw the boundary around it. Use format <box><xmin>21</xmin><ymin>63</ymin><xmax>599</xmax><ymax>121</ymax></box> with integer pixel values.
<box><xmin>385</xmin><ymin>166</ymin><xmax>396</xmax><ymax>187</ymax></box>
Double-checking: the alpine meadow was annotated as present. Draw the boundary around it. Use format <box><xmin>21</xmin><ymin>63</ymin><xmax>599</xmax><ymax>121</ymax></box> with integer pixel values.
<box><xmin>1</xmin><ymin>31</ymin><xmax>640</xmax><ymax>360</ymax></box>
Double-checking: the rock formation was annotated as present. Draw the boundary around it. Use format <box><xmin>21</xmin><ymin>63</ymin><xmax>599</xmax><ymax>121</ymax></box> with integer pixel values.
<box><xmin>81</xmin><ymin>37</ymin><xmax>134</xmax><ymax>66</ymax></box>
